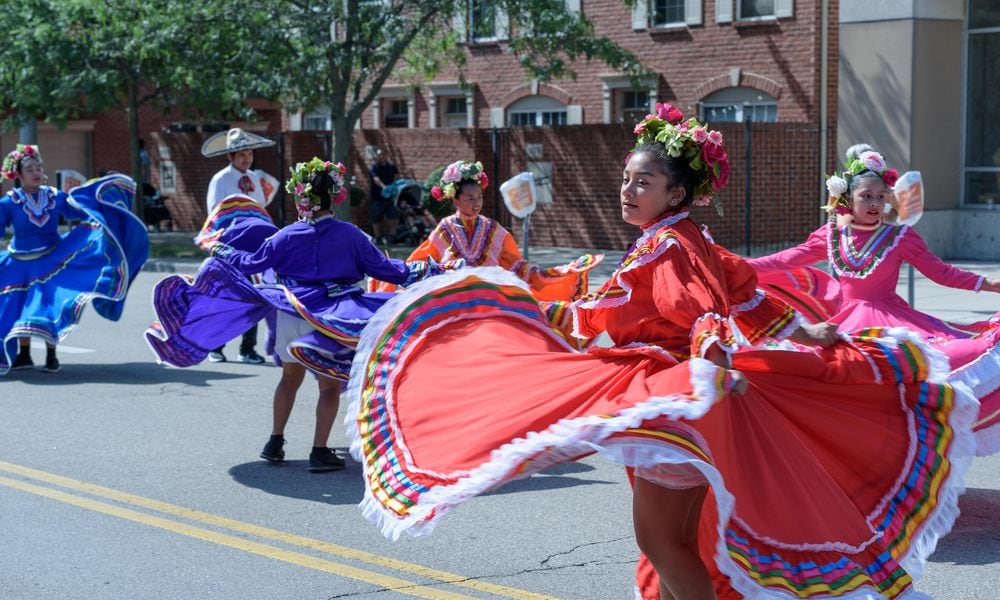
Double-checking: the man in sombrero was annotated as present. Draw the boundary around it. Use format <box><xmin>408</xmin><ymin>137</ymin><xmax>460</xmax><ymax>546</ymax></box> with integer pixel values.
<box><xmin>201</xmin><ymin>127</ymin><xmax>277</xmax><ymax>364</ymax></box>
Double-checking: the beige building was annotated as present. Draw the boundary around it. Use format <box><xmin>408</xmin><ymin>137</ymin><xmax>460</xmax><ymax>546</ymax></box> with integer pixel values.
<box><xmin>840</xmin><ymin>0</ymin><xmax>1000</xmax><ymax>258</ymax></box>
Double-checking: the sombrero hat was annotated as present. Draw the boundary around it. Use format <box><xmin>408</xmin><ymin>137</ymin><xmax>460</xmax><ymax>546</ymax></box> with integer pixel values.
<box><xmin>201</xmin><ymin>128</ymin><xmax>275</xmax><ymax>158</ymax></box>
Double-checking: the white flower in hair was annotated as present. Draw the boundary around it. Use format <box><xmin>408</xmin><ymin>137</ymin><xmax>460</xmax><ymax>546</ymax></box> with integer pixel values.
<box><xmin>826</xmin><ymin>175</ymin><xmax>848</xmax><ymax>197</ymax></box>
<box><xmin>858</xmin><ymin>151</ymin><xmax>886</xmax><ymax>174</ymax></box>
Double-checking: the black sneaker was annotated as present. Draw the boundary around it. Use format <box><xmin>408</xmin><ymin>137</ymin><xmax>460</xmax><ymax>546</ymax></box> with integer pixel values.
<box><xmin>238</xmin><ymin>350</ymin><xmax>266</xmax><ymax>365</ymax></box>
<box><xmin>43</xmin><ymin>355</ymin><xmax>60</xmax><ymax>373</ymax></box>
<box><xmin>308</xmin><ymin>448</ymin><xmax>346</xmax><ymax>473</ymax></box>
<box><xmin>11</xmin><ymin>353</ymin><xmax>34</xmax><ymax>370</ymax></box>
<box><xmin>260</xmin><ymin>437</ymin><xmax>286</xmax><ymax>462</ymax></box>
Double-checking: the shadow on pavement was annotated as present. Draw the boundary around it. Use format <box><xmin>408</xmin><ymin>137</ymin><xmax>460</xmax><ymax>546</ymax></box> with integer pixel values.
<box><xmin>929</xmin><ymin>487</ymin><xmax>1000</xmax><ymax>565</ymax></box>
<box><xmin>228</xmin><ymin>448</ymin><xmax>364</xmax><ymax>506</ymax></box>
<box><xmin>7</xmin><ymin>361</ymin><xmax>252</xmax><ymax>386</ymax></box>
<box><xmin>229</xmin><ymin>451</ymin><xmax>609</xmax><ymax>504</ymax></box>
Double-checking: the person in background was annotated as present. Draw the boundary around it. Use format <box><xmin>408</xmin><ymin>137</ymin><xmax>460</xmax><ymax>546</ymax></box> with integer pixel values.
<box><xmin>367</xmin><ymin>148</ymin><xmax>399</xmax><ymax>245</ymax></box>
<box><xmin>202</xmin><ymin>127</ymin><xmax>275</xmax><ymax>365</ymax></box>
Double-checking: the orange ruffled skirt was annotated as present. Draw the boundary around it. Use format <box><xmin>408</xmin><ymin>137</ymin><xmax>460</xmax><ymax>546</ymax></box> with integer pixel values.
<box><xmin>347</xmin><ymin>268</ymin><xmax>975</xmax><ymax>599</ymax></box>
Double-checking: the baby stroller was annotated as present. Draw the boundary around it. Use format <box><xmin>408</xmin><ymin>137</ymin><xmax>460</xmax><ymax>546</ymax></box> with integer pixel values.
<box><xmin>142</xmin><ymin>183</ymin><xmax>173</xmax><ymax>232</ymax></box>
<box><xmin>383</xmin><ymin>179</ymin><xmax>433</xmax><ymax>246</ymax></box>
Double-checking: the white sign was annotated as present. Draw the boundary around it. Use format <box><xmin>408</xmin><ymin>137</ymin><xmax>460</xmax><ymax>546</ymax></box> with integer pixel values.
<box><xmin>893</xmin><ymin>171</ymin><xmax>923</xmax><ymax>226</ymax></box>
<box><xmin>500</xmin><ymin>172</ymin><xmax>538</xmax><ymax>219</ymax></box>
<box><xmin>256</xmin><ymin>169</ymin><xmax>280</xmax><ymax>206</ymax></box>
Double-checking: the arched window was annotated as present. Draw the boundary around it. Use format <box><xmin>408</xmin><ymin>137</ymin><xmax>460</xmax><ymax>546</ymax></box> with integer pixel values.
<box><xmin>699</xmin><ymin>87</ymin><xmax>777</xmax><ymax>123</ymax></box>
<box><xmin>507</xmin><ymin>96</ymin><xmax>568</xmax><ymax>127</ymax></box>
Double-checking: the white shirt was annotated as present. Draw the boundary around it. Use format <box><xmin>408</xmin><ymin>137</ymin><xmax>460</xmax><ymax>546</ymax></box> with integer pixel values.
<box><xmin>206</xmin><ymin>164</ymin><xmax>268</xmax><ymax>213</ymax></box>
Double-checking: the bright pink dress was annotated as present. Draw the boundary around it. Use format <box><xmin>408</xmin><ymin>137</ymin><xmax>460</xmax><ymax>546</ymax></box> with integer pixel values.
<box><xmin>347</xmin><ymin>211</ymin><xmax>975</xmax><ymax>598</ymax></box>
<box><xmin>748</xmin><ymin>222</ymin><xmax>1000</xmax><ymax>455</ymax></box>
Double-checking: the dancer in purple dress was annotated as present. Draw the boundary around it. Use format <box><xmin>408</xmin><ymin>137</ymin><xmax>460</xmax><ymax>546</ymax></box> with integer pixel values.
<box><xmin>146</xmin><ymin>158</ymin><xmax>446</xmax><ymax>471</ymax></box>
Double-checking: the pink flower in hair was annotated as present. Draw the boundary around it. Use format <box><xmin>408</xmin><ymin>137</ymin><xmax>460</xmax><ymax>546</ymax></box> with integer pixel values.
<box><xmin>691</xmin><ymin>127</ymin><xmax>708</xmax><ymax>143</ymax></box>
<box><xmin>633</xmin><ymin>122</ymin><xmax>646</xmax><ymax>134</ymax></box>
<box><xmin>859</xmin><ymin>151</ymin><xmax>886</xmax><ymax>173</ymax></box>
<box><xmin>442</xmin><ymin>161</ymin><xmax>463</xmax><ymax>183</ymax></box>
<box><xmin>334</xmin><ymin>187</ymin><xmax>348</xmax><ymax>205</ymax></box>
<box><xmin>478</xmin><ymin>172</ymin><xmax>489</xmax><ymax>189</ymax></box>
<box><xmin>707</xmin><ymin>130</ymin><xmax>723</xmax><ymax>146</ymax></box>
<box><xmin>431</xmin><ymin>186</ymin><xmax>445</xmax><ymax>201</ymax></box>
<box><xmin>655</xmin><ymin>102</ymin><xmax>684</xmax><ymax>124</ymax></box>
<box><xmin>693</xmin><ymin>195</ymin><xmax>712</xmax><ymax>207</ymax></box>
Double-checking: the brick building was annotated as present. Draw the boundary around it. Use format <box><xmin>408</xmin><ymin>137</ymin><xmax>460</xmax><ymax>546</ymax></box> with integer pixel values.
<box><xmin>3</xmin><ymin>0</ymin><xmax>840</xmax><ymax>255</ymax></box>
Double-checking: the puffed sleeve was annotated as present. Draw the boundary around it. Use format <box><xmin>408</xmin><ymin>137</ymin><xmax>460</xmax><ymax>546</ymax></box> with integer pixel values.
<box><xmin>901</xmin><ymin>227</ymin><xmax>983</xmax><ymax>291</ymax></box>
<box><xmin>57</xmin><ymin>190</ymin><xmax>89</xmax><ymax>221</ymax></box>
<box><xmin>746</xmin><ymin>225</ymin><xmax>829</xmax><ymax>273</ymax></box>
<box><xmin>716</xmin><ymin>245</ymin><xmax>800</xmax><ymax>344</ymax></box>
<box><xmin>356</xmin><ymin>228</ymin><xmax>446</xmax><ymax>287</ymax></box>
<box><xmin>211</xmin><ymin>231</ymin><xmax>282</xmax><ymax>275</ymax></box>
<box><xmin>651</xmin><ymin>245</ymin><xmax>739</xmax><ymax>359</ymax></box>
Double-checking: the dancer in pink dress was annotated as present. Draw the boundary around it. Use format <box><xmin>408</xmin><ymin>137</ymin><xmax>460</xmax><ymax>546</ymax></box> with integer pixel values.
<box><xmin>748</xmin><ymin>149</ymin><xmax>1000</xmax><ymax>454</ymax></box>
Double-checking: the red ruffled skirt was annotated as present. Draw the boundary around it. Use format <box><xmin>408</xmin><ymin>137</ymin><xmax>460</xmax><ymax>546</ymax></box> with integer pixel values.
<box><xmin>347</xmin><ymin>268</ymin><xmax>975</xmax><ymax>598</ymax></box>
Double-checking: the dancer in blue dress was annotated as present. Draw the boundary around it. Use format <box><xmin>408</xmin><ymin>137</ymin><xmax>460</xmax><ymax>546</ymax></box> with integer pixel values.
<box><xmin>0</xmin><ymin>144</ymin><xmax>149</xmax><ymax>373</ymax></box>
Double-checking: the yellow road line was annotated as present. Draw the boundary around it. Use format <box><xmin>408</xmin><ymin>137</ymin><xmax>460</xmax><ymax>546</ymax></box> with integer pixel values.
<box><xmin>0</xmin><ymin>475</ymin><xmax>470</xmax><ymax>600</ymax></box>
<box><xmin>0</xmin><ymin>461</ymin><xmax>555</xmax><ymax>600</ymax></box>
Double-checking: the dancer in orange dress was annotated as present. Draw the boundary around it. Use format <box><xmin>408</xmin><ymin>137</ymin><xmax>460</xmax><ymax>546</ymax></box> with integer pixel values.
<box><xmin>370</xmin><ymin>160</ymin><xmax>602</xmax><ymax>302</ymax></box>
<box><xmin>347</xmin><ymin>105</ymin><xmax>975</xmax><ymax>599</ymax></box>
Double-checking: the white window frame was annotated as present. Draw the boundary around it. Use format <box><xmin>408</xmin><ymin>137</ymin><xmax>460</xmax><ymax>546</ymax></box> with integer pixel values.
<box><xmin>599</xmin><ymin>74</ymin><xmax>658</xmax><ymax>124</ymax></box>
<box><xmin>652</xmin><ymin>0</ymin><xmax>686</xmax><ymax>28</ymax></box>
<box><xmin>735</xmin><ymin>0</ymin><xmax>792</xmax><ymax>22</ymax></box>
<box><xmin>372</xmin><ymin>85</ymin><xmax>414</xmax><ymax>129</ymax></box>
<box><xmin>428</xmin><ymin>82</ymin><xmax>476</xmax><ymax>128</ymax></box>
<box><xmin>466</xmin><ymin>0</ymin><xmax>508</xmax><ymax>43</ymax></box>
<box><xmin>698</xmin><ymin>86</ymin><xmax>777</xmax><ymax>123</ymax></box>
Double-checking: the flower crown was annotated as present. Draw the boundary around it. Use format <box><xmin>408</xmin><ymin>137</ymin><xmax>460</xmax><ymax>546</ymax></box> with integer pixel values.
<box><xmin>824</xmin><ymin>151</ymin><xmax>899</xmax><ymax>215</ymax></box>
<box><xmin>2</xmin><ymin>144</ymin><xmax>41</xmax><ymax>181</ymax></box>
<box><xmin>632</xmin><ymin>103</ymin><xmax>729</xmax><ymax>207</ymax></box>
<box><xmin>430</xmin><ymin>160</ymin><xmax>489</xmax><ymax>202</ymax></box>
<box><xmin>285</xmin><ymin>157</ymin><xmax>347</xmax><ymax>222</ymax></box>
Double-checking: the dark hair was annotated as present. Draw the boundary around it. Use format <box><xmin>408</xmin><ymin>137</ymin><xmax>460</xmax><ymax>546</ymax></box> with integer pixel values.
<box><xmin>633</xmin><ymin>142</ymin><xmax>698</xmax><ymax>207</ymax></box>
<box><xmin>310</xmin><ymin>170</ymin><xmax>335</xmax><ymax>211</ymax></box>
<box><xmin>847</xmin><ymin>171</ymin><xmax>886</xmax><ymax>196</ymax></box>
<box><xmin>456</xmin><ymin>179</ymin><xmax>481</xmax><ymax>198</ymax></box>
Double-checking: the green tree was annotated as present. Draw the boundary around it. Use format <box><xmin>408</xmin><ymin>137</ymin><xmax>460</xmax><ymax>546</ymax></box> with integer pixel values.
<box><xmin>0</xmin><ymin>0</ymin><xmax>275</xmax><ymax>210</ymax></box>
<box><xmin>267</xmin><ymin>0</ymin><xmax>643</xmax><ymax>169</ymax></box>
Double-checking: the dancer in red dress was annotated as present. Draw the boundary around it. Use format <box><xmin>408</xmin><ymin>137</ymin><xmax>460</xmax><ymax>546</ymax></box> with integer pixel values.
<box><xmin>370</xmin><ymin>160</ymin><xmax>602</xmax><ymax>302</ymax></box>
<box><xmin>346</xmin><ymin>105</ymin><xmax>975</xmax><ymax>598</ymax></box>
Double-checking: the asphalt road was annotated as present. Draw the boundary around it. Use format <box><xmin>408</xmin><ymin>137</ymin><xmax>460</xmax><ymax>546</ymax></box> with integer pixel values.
<box><xmin>1</xmin><ymin>257</ymin><xmax>998</xmax><ymax>599</ymax></box>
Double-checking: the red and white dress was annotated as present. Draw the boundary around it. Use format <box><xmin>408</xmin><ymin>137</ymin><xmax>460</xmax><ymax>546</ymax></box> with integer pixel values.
<box><xmin>348</xmin><ymin>210</ymin><xmax>975</xmax><ymax>598</ymax></box>
<box><xmin>749</xmin><ymin>222</ymin><xmax>1000</xmax><ymax>455</ymax></box>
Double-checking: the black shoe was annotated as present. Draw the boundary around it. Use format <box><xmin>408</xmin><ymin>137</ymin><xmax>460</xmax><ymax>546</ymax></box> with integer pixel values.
<box><xmin>238</xmin><ymin>350</ymin><xmax>266</xmax><ymax>365</ymax></box>
<box><xmin>260</xmin><ymin>436</ymin><xmax>286</xmax><ymax>462</ymax></box>
<box><xmin>308</xmin><ymin>447</ymin><xmax>346</xmax><ymax>473</ymax></box>
<box><xmin>11</xmin><ymin>353</ymin><xmax>34</xmax><ymax>370</ymax></box>
<box><xmin>43</xmin><ymin>356</ymin><xmax>60</xmax><ymax>373</ymax></box>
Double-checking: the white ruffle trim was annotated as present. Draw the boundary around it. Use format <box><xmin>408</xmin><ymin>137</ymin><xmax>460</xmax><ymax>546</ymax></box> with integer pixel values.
<box><xmin>948</xmin><ymin>337</ymin><xmax>1000</xmax><ymax>398</ymax></box>
<box><xmin>974</xmin><ymin>420</ymin><xmax>1000</xmax><ymax>457</ymax></box>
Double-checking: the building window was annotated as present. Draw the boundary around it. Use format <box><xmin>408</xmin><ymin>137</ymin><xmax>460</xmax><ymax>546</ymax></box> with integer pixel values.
<box><xmin>617</xmin><ymin>90</ymin><xmax>650</xmax><ymax>124</ymax></box>
<box><xmin>441</xmin><ymin>97</ymin><xmax>468</xmax><ymax>128</ymax></box>
<box><xmin>509</xmin><ymin>111</ymin><xmax>567</xmax><ymax>126</ymax></box>
<box><xmin>963</xmin><ymin>2</ymin><xmax>1000</xmax><ymax>205</ymax></box>
<box><xmin>303</xmin><ymin>110</ymin><xmax>331</xmax><ymax>131</ymax></box>
<box><xmin>739</xmin><ymin>0</ymin><xmax>775</xmax><ymax>19</ymax></box>
<box><xmin>384</xmin><ymin>99</ymin><xmax>408</xmax><ymax>128</ymax></box>
<box><xmin>506</xmin><ymin>95</ymin><xmax>568</xmax><ymax>127</ymax></box>
<box><xmin>653</xmin><ymin>0</ymin><xmax>685</xmax><ymax>26</ymax></box>
<box><xmin>471</xmin><ymin>0</ymin><xmax>497</xmax><ymax>40</ymax></box>
<box><xmin>699</xmin><ymin>87</ymin><xmax>777</xmax><ymax>123</ymax></box>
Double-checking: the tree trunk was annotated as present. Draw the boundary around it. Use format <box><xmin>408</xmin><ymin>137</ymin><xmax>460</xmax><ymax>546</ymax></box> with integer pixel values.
<box><xmin>126</xmin><ymin>76</ymin><xmax>143</xmax><ymax>216</ymax></box>
<box><xmin>332</xmin><ymin>113</ymin><xmax>354</xmax><ymax>222</ymax></box>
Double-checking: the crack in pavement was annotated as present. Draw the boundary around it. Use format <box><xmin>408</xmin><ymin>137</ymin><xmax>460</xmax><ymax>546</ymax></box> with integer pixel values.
<box><xmin>540</xmin><ymin>536</ymin><xmax>631</xmax><ymax>566</ymax></box>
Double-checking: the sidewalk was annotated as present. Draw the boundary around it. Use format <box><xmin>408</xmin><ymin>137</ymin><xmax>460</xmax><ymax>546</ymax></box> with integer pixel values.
<box><xmin>143</xmin><ymin>232</ymin><xmax>1000</xmax><ymax>324</ymax></box>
